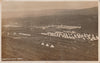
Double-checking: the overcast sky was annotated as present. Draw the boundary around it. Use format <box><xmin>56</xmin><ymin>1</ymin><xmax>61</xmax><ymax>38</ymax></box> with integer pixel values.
<box><xmin>2</xmin><ymin>1</ymin><xmax>98</xmax><ymax>12</ymax></box>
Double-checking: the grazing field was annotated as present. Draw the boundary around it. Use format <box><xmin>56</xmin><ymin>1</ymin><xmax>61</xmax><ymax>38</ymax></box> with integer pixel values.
<box><xmin>2</xmin><ymin>26</ymin><xmax>98</xmax><ymax>61</ymax></box>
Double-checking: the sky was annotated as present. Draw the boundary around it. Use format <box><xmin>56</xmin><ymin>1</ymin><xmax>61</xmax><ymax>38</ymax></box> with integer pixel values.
<box><xmin>2</xmin><ymin>1</ymin><xmax>98</xmax><ymax>19</ymax></box>
<box><xmin>2</xmin><ymin>1</ymin><xmax>98</xmax><ymax>12</ymax></box>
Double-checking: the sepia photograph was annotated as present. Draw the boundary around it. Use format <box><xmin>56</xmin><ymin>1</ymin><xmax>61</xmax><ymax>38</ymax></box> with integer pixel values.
<box><xmin>2</xmin><ymin>1</ymin><xmax>98</xmax><ymax>61</ymax></box>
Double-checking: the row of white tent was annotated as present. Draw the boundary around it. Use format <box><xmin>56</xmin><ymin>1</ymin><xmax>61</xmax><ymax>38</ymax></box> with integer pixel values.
<box><xmin>41</xmin><ymin>31</ymin><xmax>98</xmax><ymax>41</ymax></box>
<box><xmin>41</xmin><ymin>42</ymin><xmax>55</xmax><ymax>48</ymax></box>
<box><xmin>7</xmin><ymin>32</ymin><xmax>31</xmax><ymax>36</ymax></box>
<box><xmin>34</xmin><ymin>25</ymin><xmax>81</xmax><ymax>30</ymax></box>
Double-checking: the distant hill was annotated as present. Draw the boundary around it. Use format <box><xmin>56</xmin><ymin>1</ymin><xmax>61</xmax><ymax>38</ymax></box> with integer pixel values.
<box><xmin>2</xmin><ymin>7</ymin><xmax>98</xmax><ymax>33</ymax></box>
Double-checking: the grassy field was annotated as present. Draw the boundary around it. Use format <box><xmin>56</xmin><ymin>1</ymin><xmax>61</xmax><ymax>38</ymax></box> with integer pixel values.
<box><xmin>2</xmin><ymin>27</ymin><xmax>98</xmax><ymax>61</ymax></box>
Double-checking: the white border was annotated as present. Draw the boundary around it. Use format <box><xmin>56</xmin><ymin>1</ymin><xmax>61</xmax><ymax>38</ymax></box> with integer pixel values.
<box><xmin>0</xmin><ymin>0</ymin><xmax>2</xmax><ymax>62</ymax></box>
<box><xmin>0</xmin><ymin>0</ymin><xmax>99</xmax><ymax>63</ymax></box>
<box><xmin>2</xmin><ymin>0</ymin><xmax>98</xmax><ymax>1</ymax></box>
<box><xmin>98</xmin><ymin>0</ymin><xmax>100</xmax><ymax>62</ymax></box>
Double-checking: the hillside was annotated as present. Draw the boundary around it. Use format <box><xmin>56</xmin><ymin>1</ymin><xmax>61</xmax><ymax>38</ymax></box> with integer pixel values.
<box><xmin>2</xmin><ymin>7</ymin><xmax>98</xmax><ymax>33</ymax></box>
